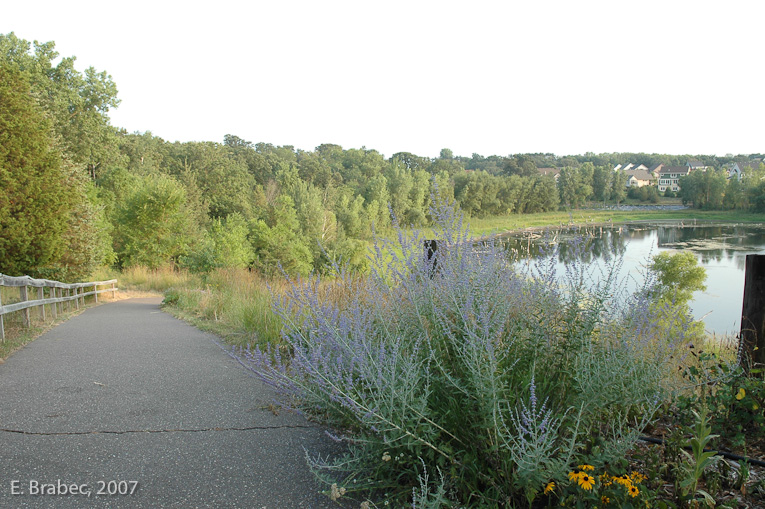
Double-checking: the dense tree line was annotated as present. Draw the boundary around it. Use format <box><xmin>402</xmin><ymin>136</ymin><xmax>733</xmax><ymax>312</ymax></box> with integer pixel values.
<box><xmin>2</xmin><ymin>33</ymin><xmax>763</xmax><ymax>279</ymax></box>
<box><xmin>679</xmin><ymin>164</ymin><xmax>765</xmax><ymax>211</ymax></box>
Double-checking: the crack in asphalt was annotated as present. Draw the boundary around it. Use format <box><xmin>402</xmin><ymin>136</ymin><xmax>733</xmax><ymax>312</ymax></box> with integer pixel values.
<box><xmin>0</xmin><ymin>424</ymin><xmax>313</xmax><ymax>436</ymax></box>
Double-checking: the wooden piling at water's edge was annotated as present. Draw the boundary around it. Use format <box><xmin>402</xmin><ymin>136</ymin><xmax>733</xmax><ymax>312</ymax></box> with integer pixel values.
<box><xmin>739</xmin><ymin>254</ymin><xmax>765</xmax><ymax>376</ymax></box>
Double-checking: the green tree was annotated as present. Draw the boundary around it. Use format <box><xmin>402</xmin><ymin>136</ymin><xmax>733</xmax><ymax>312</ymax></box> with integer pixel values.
<box><xmin>165</xmin><ymin>142</ymin><xmax>257</xmax><ymax>219</ymax></box>
<box><xmin>439</xmin><ymin>148</ymin><xmax>454</xmax><ymax>160</ymax></box>
<box><xmin>723</xmin><ymin>175</ymin><xmax>746</xmax><ymax>210</ymax></box>
<box><xmin>181</xmin><ymin>213</ymin><xmax>253</xmax><ymax>273</ymax></box>
<box><xmin>611</xmin><ymin>170</ymin><xmax>627</xmax><ymax>204</ymax></box>
<box><xmin>113</xmin><ymin>174</ymin><xmax>194</xmax><ymax>268</ymax></box>
<box><xmin>0</xmin><ymin>62</ymin><xmax>72</xmax><ymax>277</ymax></box>
<box><xmin>0</xmin><ymin>33</ymin><xmax>122</xmax><ymax>180</ymax></box>
<box><xmin>592</xmin><ymin>165</ymin><xmax>613</xmax><ymax>205</ymax></box>
<box><xmin>503</xmin><ymin>154</ymin><xmax>537</xmax><ymax>177</ymax></box>
<box><xmin>249</xmin><ymin>195</ymin><xmax>312</xmax><ymax>276</ymax></box>
<box><xmin>680</xmin><ymin>169</ymin><xmax>726</xmax><ymax>209</ymax></box>
<box><xmin>522</xmin><ymin>175</ymin><xmax>560</xmax><ymax>213</ymax></box>
<box><xmin>558</xmin><ymin>167</ymin><xmax>591</xmax><ymax>208</ymax></box>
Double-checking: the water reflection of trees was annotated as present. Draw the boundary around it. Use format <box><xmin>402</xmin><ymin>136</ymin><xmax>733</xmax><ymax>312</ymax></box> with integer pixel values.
<box><xmin>501</xmin><ymin>226</ymin><xmax>629</xmax><ymax>263</ymax></box>
<box><xmin>657</xmin><ymin>225</ymin><xmax>765</xmax><ymax>264</ymax></box>
<box><xmin>501</xmin><ymin>224</ymin><xmax>765</xmax><ymax>266</ymax></box>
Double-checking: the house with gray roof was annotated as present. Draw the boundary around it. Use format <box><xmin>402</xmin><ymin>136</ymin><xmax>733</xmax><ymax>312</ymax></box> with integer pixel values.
<box><xmin>728</xmin><ymin>161</ymin><xmax>764</xmax><ymax>180</ymax></box>
<box><xmin>657</xmin><ymin>166</ymin><xmax>691</xmax><ymax>193</ymax></box>
<box><xmin>625</xmin><ymin>169</ymin><xmax>654</xmax><ymax>188</ymax></box>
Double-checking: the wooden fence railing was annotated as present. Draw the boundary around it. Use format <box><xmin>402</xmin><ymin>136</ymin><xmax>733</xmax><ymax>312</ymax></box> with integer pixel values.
<box><xmin>0</xmin><ymin>274</ymin><xmax>118</xmax><ymax>341</ymax></box>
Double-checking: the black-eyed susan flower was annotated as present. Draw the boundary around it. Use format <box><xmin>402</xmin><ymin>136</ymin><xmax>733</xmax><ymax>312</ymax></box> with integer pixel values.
<box><xmin>544</xmin><ymin>481</ymin><xmax>555</xmax><ymax>495</ymax></box>
<box><xmin>578</xmin><ymin>473</ymin><xmax>595</xmax><ymax>491</ymax></box>
<box><xmin>630</xmin><ymin>471</ymin><xmax>646</xmax><ymax>484</ymax></box>
<box><xmin>736</xmin><ymin>388</ymin><xmax>746</xmax><ymax>400</ymax></box>
<box><xmin>568</xmin><ymin>471</ymin><xmax>582</xmax><ymax>482</ymax></box>
<box><xmin>577</xmin><ymin>464</ymin><xmax>595</xmax><ymax>472</ymax></box>
<box><xmin>614</xmin><ymin>474</ymin><xmax>632</xmax><ymax>488</ymax></box>
<box><xmin>628</xmin><ymin>484</ymin><xmax>639</xmax><ymax>497</ymax></box>
<box><xmin>601</xmin><ymin>495</ymin><xmax>610</xmax><ymax>504</ymax></box>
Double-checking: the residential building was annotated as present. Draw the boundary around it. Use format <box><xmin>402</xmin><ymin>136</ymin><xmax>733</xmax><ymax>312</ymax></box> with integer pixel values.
<box><xmin>657</xmin><ymin>166</ymin><xmax>691</xmax><ymax>193</ymax></box>
<box><xmin>614</xmin><ymin>163</ymin><xmax>648</xmax><ymax>172</ymax></box>
<box><xmin>687</xmin><ymin>160</ymin><xmax>709</xmax><ymax>171</ymax></box>
<box><xmin>648</xmin><ymin>164</ymin><xmax>664</xmax><ymax>178</ymax></box>
<box><xmin>538</xmin><ymin>167</ymin><xmax>561</xmax><ymax>182</ymax></box>
<box><xmin>624</xmin><ymin>169</ymin><xmax>654</xmax><ymax>188</ymax></box>
<box><xmin>728</xmin><ymin>161</ymin><xmax>764</xmax><ymax>180</ymax></box>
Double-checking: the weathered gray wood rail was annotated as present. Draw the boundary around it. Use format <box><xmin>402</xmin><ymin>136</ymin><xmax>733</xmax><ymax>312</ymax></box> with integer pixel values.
<box><xmin>0</xmin><ymin>274</ymin><xmax>118</xmax><ymax>341</ymax></box>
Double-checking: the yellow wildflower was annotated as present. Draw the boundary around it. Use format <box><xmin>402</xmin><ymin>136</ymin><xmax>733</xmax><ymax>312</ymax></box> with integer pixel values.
<box><xmin>630</xmin><ymin>471</ymin><xmax>646</xmax><ymax>484</ymax></box>
<box><xmin>577</xmin><ymin>464</ymin><xmax>595</xmax><ymax>472</ymax></box>
<box><xmin>628</xmin><ymin>484</ymin><xmax>640</xmax><ymax>497</ymax></box>
<box><xmin>544</xmin><ymin>482</ymin><xmax>555</xmax><ymax>494</ymax></box>
<box><xmin>578</xmin><ymin>473</ymin><xmax>595</xmax><ymax>491</ymax></box>
<box><xmin>614</xmin><ymin>474</ymin><xmax>632</xmax><ymax>487</ymax></box>
<box><xmin>736</xmin><ymin>388</ymin><xmax>746</xmax><ymax>400</ymax></box>
<box><xmin>601</xmin><ymin>495</ymin><xmax>610</xmax><ymax>504</ymax></box>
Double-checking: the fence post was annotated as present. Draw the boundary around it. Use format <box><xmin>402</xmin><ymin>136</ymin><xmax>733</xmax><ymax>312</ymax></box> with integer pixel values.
<box><xmin>0</xmin><ymin>289</ymin><xmax>4</xmax><ymax>341</ymax></box>
<box><xmin>66</xmin><ymin>288</ymin><xmax>71</xmax><ymax>312</ymax></box>
<box><xmin>51</xmin><ymin>287</ymin><xmax>58</xmax><ymax>319</ymax></box>
<box><xmin>80</xmin><ymin>286</ymin><xmax>85</xmax><ymax>307</ymax></box>
<box><xmin>425</xmin><ymin>240</ymin><xmax>440</xmax><ymax>279</ymax></box>
<box><xmin>94</xmin><ymin>283</ymin><xmax>98</xmax><ymax>303</ymax></box>
<box><xmin>20</xmin><ymin>286</ymin><xmax>30</xmax><ymax>328</ymax></box>
<box><xmin>74</xmin><ymin>287</ymin><xmax>80</xmax><ymax>310</ymax></box>
<box><xmin>739</xmin><ymin>254</ymin><xmax>765</xmax><ymax>376</ymax></box>
<box><xmin>38</xmin><ymin>287</ymin><xmax>46</xmax><ymax>321</ymax></box>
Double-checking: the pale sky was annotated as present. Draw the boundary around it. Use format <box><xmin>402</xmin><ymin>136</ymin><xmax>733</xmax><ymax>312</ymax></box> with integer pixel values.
<box><xmin>3</xmin><ymin>1</ymin><xmax>763</xmax><ymax>159</ymax></box>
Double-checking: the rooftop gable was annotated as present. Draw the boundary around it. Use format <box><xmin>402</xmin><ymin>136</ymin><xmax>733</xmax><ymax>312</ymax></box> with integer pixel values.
<box><xmin>658</xmin><ymin>166</ymin><xmax>691</xmax><ymax>175</ymax></box>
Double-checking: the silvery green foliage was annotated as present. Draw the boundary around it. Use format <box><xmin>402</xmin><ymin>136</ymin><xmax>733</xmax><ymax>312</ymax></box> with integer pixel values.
<box><xmin>235</xmin><ymin>196</ymin><xmax>685</xmax><ymax>506</ymax></box>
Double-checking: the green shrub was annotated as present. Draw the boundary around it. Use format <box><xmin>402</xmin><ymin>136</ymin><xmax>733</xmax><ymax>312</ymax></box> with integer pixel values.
<box><xmin>238</xmin><ymin>198</ymin><xmax>691</xmax><ymax>506</ymax></box>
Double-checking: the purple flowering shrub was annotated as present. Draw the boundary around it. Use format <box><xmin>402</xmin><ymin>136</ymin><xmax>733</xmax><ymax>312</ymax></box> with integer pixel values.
<box><xmin>236</xmin><ymin>197</ymin><xmax>691</xmax><ymax>507</ymax></box>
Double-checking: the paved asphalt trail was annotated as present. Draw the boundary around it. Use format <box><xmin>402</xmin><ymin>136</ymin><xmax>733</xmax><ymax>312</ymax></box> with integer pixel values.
<box><xmin>0</xmin><ymin>298</ymin><xmax>348</xmax><ymax>508</ymax></box>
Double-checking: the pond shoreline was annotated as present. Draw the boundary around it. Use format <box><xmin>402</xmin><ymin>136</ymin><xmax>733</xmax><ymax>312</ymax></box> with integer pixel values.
<box><xmin>476</xmin><ymin>208</ymin><xmax>765</xmax><ymax>241</ymax></box>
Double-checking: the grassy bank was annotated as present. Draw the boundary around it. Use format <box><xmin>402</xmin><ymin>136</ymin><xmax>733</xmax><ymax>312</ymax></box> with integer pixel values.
<box><xmin>467</xmin><ymin>208</ymin><xmax>765</xmax><ymax>238</ymax></box>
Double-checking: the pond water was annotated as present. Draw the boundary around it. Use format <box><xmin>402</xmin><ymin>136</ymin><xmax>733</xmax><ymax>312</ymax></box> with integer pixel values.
<box><xmin>501</xmin><ymin>221</ymin><xmax>765</xmax><ymax>338</ymax></box>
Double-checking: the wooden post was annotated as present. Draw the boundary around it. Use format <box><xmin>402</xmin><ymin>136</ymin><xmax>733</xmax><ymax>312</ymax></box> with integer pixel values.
<box><xmin>739</xmin><ymin>254</ymin><xmax>765</xmax><ymax>376</ymax></box>
<box><xmin>74</xmin><ymin>287</ymin><xmax>80</xmax><ymax>310</ymax></box>
<box><xmin>51</xmin><ymin>287</ymin><xmax>58</xmax><ymax>319</ymax></box>
<box><xmin>425</xmin><ymin>240</ymin><xmax>439</xmax><ymax>279</ymax></box>
<box><xmin>66</xmin><ymin>288</ymin><xmax>71</xmax><ymax>312</ymax></box>
<box><xmin>79</xmin><ymin>286</ymin><xmax>85</xmax><ymax>307</ymax></box>
<box><xmin>94</xmin><ymin>283</ymin><xmax>98</xmax><ymax>303</ymax></box>
<box><xmin>0</xmin><ymin>289</ymin><xmax>4</xmax><ymax>341</ymax></box>
<box><xmin>20</xmin><ymin>286</ymin><xmax>30</xmax><ymax>328</ymax></box>
<box><xmin>37</xmin><ymin>287</ymin><xmax>46</xmax><ymax>321</ymax></box>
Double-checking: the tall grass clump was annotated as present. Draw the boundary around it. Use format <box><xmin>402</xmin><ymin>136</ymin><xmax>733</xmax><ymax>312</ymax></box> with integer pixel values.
<box><xmin>236</xmin><ymin>197</ymin><xmax>693</xmax><ymax>507</ymax></box>
<box><xmin>165</xmin><ymin>268</ymin><xmax>287</xmax><ymax>349</ymax></box>
<box><xmin>118</xmin><ymin>265</ymin><xmax>194</xmax><ymax>293</ymax></box>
